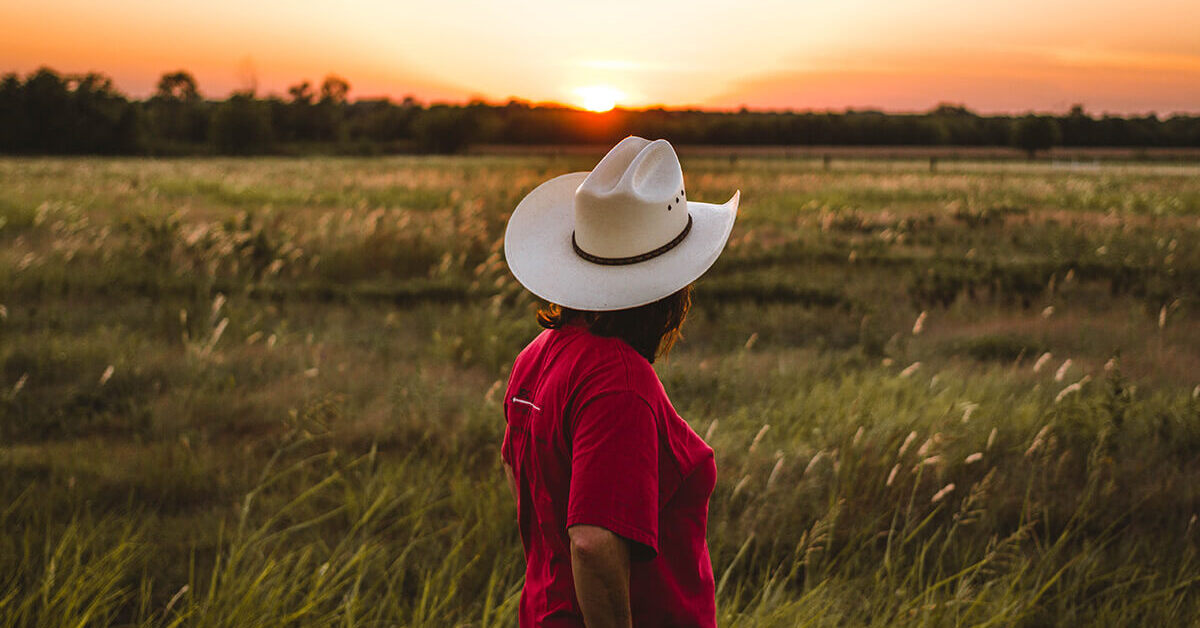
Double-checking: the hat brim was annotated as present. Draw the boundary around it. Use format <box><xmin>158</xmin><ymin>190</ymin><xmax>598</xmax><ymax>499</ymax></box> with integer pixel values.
<box><xmin>504</xmin><ymin>172</ymin><xmax>739</xmax><ymax>311</ymax></box>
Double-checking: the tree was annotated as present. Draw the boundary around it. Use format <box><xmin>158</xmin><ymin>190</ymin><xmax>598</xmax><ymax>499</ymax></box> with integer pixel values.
<box><xmin>154</xmin><ymin>71</ymin><xmax>200</xmax><ymax>103</ymax></box>
<box><xmin>319</xmin><ymin>75</ymin><xmax>350</xmax><ymax>105</ymax></box>
<box><xmin>288</xmin><ymin>81</ymin><xmax>314</xmax><ymax>105</ymax></box>
<box><xmin>281</xmin><ymin>80</ymin><xmax>318</xmax><ymax>142</ymax></box>
<box><xmin>411</xmin><ymin>105</ymin><xmax>478</xmax><ymax>154</ymax></box>
<box><xmin>68</xmin><ymin>72</ymin><xmax>142</xmax><ymax>154</ymax></box>
<box><xmin>1060</xmin><ymin>104</ymin><xmax>1095</xmax><ymax>147</ymax></box>
<box><xmin>210</xmin><ymin>93</ymin><xmax>273</xmax><ymax>155</ymax></box>
<box><xmin>931</xmin><ymin>103</ymin><xmax>974</xmax><ymax>117</ymax></box>
<box><xmin>22</xmin><ymin>68</ymin><xmax>72</xmax><ymax>152</ymax></box>
<box><xmin>0</xmin><ymin>73</ymin><xmax>28</xmax><ymax>151</ymax></box>
<box><xmin>1011</xmin><ymin>115</ymin><xmax>1062</xmax><ymax>158</ymax></box>
<box><xmin>315</xmin><ymin>75</ymin><xmax>351</xmax><ymax>142</ymax></box>
<box><xmin>148</xmin><ymin>70</ymin><xmax>207</xmax><ymax>148</ymax></box>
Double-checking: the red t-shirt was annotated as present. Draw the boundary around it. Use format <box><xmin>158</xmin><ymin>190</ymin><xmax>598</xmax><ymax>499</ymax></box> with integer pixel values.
<box><xmin>502</xmin><ymin>324</ymin><xmax>718</xmax><ymax>627</ymax></box>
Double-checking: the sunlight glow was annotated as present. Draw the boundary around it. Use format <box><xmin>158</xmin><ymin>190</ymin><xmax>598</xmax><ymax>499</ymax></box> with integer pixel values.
<box><xmin>2</xmin><ymin>0</ymin><xmax>1198</xmax><ymax>112</ymax></box>
<box><xmin>575</xmin><ymin>85</ymin><xmax>623</xmax><ymax>112</ymax></box>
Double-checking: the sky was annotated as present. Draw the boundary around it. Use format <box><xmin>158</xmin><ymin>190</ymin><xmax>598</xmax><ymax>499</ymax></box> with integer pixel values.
<box><xmin>3</xmin><ymin>0</ymin><xmax>1199</xmax><ymax>114</ymax></box>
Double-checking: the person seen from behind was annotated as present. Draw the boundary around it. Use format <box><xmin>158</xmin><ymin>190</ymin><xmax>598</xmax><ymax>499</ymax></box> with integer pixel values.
<box><xmin>502</xmin><ymin>136</ymin><xmax>740</xmax><ymax>626</ymax></box>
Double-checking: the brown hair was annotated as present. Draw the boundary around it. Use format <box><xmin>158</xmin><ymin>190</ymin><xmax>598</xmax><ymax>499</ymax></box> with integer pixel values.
<box><xmin>537</xmin><ymin>285</ymin><xmax>693</xmax><ymax>363</ymax></box>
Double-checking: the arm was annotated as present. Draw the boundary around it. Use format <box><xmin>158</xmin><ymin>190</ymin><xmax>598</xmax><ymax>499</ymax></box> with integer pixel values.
<box><xmin>568</xmin><ymin>524</ymin><xmax>632</xmax><ymax>628</ymax></box>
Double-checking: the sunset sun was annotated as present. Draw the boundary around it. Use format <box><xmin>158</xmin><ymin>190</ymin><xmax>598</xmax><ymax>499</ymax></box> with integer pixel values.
<box><xmin>575</xmin><ymin>85</ymin><xmax>624</xmax><ymax>112</ymax></box>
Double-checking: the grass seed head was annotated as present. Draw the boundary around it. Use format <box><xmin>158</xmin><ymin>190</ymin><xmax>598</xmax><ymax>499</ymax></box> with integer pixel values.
<box><xmin>1033</xmin><ymin>352</ymin><xmax>1052</xmax><ymax>373</ymax></box>
<box><xmin>886</xmin><ymin>463</ymin><xmax>901</xmax><ymax>487</ymax></box>
<box><xmin>11</xmin><ymin>373</ymin><xmax>28</xmax><ymax>396</ymax></box>
<box><xmin>732</xmin><ymin>474</ymin><xmax>751</xmax><ymax>499</ymax></box>
<box><xmin>898</xmin><ymin>431</ymin><xmax>918</xmax><ymax>457</ymax></box>
<box><xmin>209</xmin><ymin>318</ymin><xmax>228</xmax><ymax>347</ymax></box>
<box><xmin>804</xmin><ymin>450</ymin><xmax>827</xmax><ymax>476</ymax></box>
<box><xmin>749</xmin><ymin>424</ymin><xmax>771</xmax><ymax>453</ymax></box>
<box><xmin>767</xmin><ymin>456</ymin><xmax>786</xmax><ymax>488</ymax></box>
<box><xmin>932</xmin><ymin>483</ymin><xmax>956</xmax><ymax>503</ymax></box>
<box><xmin>484</xmin><ymin>380</ymin><xmax>502</xmax><ymax>404</ymax></box>
<box><xmin>1055</xmin><ymin>376</ymin><xmax>1090</xmax><ymax>403</ymax></box>
<box><xmin>99</xmin><ymin>365</ymin><xmax>114</xmax><ymax>386</ymax></box>
<box><xmin>912</xmin><ymin>311</ymin><xmax>927</xmax><ymax>335</ymax></box>
<box><xmin>1054</xmin><ymin>359</ymin><xmax>1073</xmax><ymax>382</ymax></box>
<box><xmin>1026</xmin><ymin>425</ymin><xmax>1051</xmax><ymax>457</ymax></box>
<box><xmin>210</xmin><ymin>293</ymin><xmax>226</xmax><ymax>321</ymax></box>
<box><xmin>900</xmin><ymin>362</ymin><xmax>921</xmax><ymax>378</ymax></box>
<box><xmin>965</xmin><ymin>452</ymin><xmax>983</xmax><ymax>464</ymax></box>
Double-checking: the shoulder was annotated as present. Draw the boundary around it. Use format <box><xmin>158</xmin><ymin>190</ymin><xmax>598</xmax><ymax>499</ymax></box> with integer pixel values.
<box><xmin>574</xmin><ymin>331</ymin><xmax>662</xmax><ymax>403</ymax></box>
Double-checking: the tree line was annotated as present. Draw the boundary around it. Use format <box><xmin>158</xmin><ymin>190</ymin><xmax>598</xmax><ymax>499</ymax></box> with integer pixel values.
<box><xmin>2</xmin><ymin>67</ymin><xmax>1198</xmax><ymax>156</ymax></box>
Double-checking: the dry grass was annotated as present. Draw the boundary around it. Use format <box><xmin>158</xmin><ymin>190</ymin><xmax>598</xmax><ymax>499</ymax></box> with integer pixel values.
<box><xmin>1</xmin><ymin>155</ymin><xmax>1199</xmax><ymax>625</ymax></box>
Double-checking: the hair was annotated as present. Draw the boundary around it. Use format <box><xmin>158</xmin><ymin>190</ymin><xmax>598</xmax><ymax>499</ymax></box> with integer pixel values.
<box><xmin>536</xmin><ymin>285</ymin><xmax>693</xmax><ymax>363</ymax></box>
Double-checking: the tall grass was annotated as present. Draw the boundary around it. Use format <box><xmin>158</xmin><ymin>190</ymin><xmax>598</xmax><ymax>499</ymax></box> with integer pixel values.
<box><xmin>1</xmin><ymin>156</ymin><xmax>1199</xmax><ymax>625</ymax></box>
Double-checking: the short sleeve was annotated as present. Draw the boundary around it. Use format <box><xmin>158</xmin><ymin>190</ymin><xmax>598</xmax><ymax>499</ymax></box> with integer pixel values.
<box><xmin>566</xmin><ymin>390</ymin><xmax>659</xmax><ymax>561</ymax></box>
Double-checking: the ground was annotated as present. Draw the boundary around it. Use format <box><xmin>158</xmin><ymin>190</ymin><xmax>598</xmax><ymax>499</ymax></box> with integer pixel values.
<box><xmin>1</xmin><ymin>154</ymin><xmax>1199</xmax><ymax>626</ymax></box>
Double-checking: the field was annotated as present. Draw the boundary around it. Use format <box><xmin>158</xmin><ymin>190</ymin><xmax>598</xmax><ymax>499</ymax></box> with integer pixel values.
<box><xmin>2</xmin><ymin>154</ymin><xmax>1200</xmax><ymax>626</ymax></box>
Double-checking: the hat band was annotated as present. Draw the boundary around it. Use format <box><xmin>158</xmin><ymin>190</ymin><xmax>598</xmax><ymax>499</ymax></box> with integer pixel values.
<box><xmin>571</xmin><ymin>214</ymin><xmax>693</xmax><ymax>266</ymax></box>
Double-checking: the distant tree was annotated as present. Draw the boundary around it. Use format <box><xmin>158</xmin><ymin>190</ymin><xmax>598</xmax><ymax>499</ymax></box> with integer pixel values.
<box><xmin>22</xmin><ymin>68</ymin><xmax>72</xmax><ymax>152</ymax></box>
<box><xmin>7</xmin><ymin>66</ymin><xmax>1200</xmax><ymax>155</ymax></box>
<box><xmin>288</xmin><ymin>81</ymin><xmax>314</xmax><ymax>105</ymax></box>
<box><xmin>210</xmin><ymin>93</ymin><xmax>273</xmax><ymax>154</ymax></box>
<box><xmin>345</xmin><ymin>98</ymin><xmax>418</xmax><ymax>147</ymax></box>
<box><xmin>1011</xmin><ymin>115</ymin><xmax>1062</xmax><ymax>158</ymax></box>
<box><xmin>411</xmin><ymin>105</ymin><xmax>478</xmax><ymax>153</ymax></box>
<box><xmin>931</xmin><ymin>103</ymin><xmax>974</xmax><ymax>117</ymax></box>
<box><xmin>0</xmin><ymin>73</ymin><xmax>28</xmax><ymax>151</ymax></box>
<box><xmin>1059</xmin><ymin>104</ymin><xmax>1096</xmax><ymax>147</ymax></box>
<box><xmin>319</xmin><ymin>75</ymin><xmax>350</xmax><ymax>105</ymax></box>
<box><xmin>67</xmin><ymin>72</ymin><xmax>142</xmax><ymax>153</ymax></box>
<box><xmin>3</xmin><ymin>68</ymin><xmax>141</xmax><ymax>154</ymax></box>
<box><xmin>314</xmin><ymin>75</ymin><xmax>351</xmax><ymax>142</ymax></box>
<box><xmin>281</xmin><ymin>80</ymin><xmax>318</xmax><ymax>142</ymax></box>
<box><xmin>155</xmin><ymin>71</ymin><xmax>200</xmax><ymax>103</ymax></box>
<box><xmin>147</xmin><ymin>70</ymin><xmax>207</xmax><ymax>148</ymax></box>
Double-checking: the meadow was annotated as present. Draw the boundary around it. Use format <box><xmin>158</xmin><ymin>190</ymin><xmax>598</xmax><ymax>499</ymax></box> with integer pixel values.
<box><xmin>1</xmin><ymin>153</ymin><xmax>1199</xmax><ymax>626</ymax></box>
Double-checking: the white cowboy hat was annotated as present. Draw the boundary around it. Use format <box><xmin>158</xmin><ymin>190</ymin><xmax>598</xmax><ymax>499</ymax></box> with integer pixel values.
<box><xmin>504</xmin><ymin>136</ymin><xmax>739</xmax><ymax>311</ymax></box>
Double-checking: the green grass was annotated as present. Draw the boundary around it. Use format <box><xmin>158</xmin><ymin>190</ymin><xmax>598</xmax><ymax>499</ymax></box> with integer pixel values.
<box><xmin>1</xmin><ymin>155</ymin><xmax>1199</xmax><ymax>626</ymax></box>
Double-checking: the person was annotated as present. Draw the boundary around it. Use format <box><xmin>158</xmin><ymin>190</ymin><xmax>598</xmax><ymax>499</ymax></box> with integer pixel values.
<box><xmin>501</xmin><ymin>136</ymin><xmax>740</xmax><ymax>627</ymax></box>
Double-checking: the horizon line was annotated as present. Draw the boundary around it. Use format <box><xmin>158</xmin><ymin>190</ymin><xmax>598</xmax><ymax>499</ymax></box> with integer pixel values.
<box><xmin>5</xmin><ymin>64</ymin><xmax>1198</xmax><ymax>119</ymax></box>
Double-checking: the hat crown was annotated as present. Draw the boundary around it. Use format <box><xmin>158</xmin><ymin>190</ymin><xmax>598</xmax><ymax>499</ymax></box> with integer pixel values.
<box><xmin>573</xmin><ymin>137</ymin><xmax>689</xmax><ymax>259</ymax></box>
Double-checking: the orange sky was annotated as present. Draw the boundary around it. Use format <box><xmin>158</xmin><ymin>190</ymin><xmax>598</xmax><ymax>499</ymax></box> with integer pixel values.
<box><xmin>3</xmin><ymin>0</ymin><xmax>1199</xmax><ymax>114</ymax></box>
